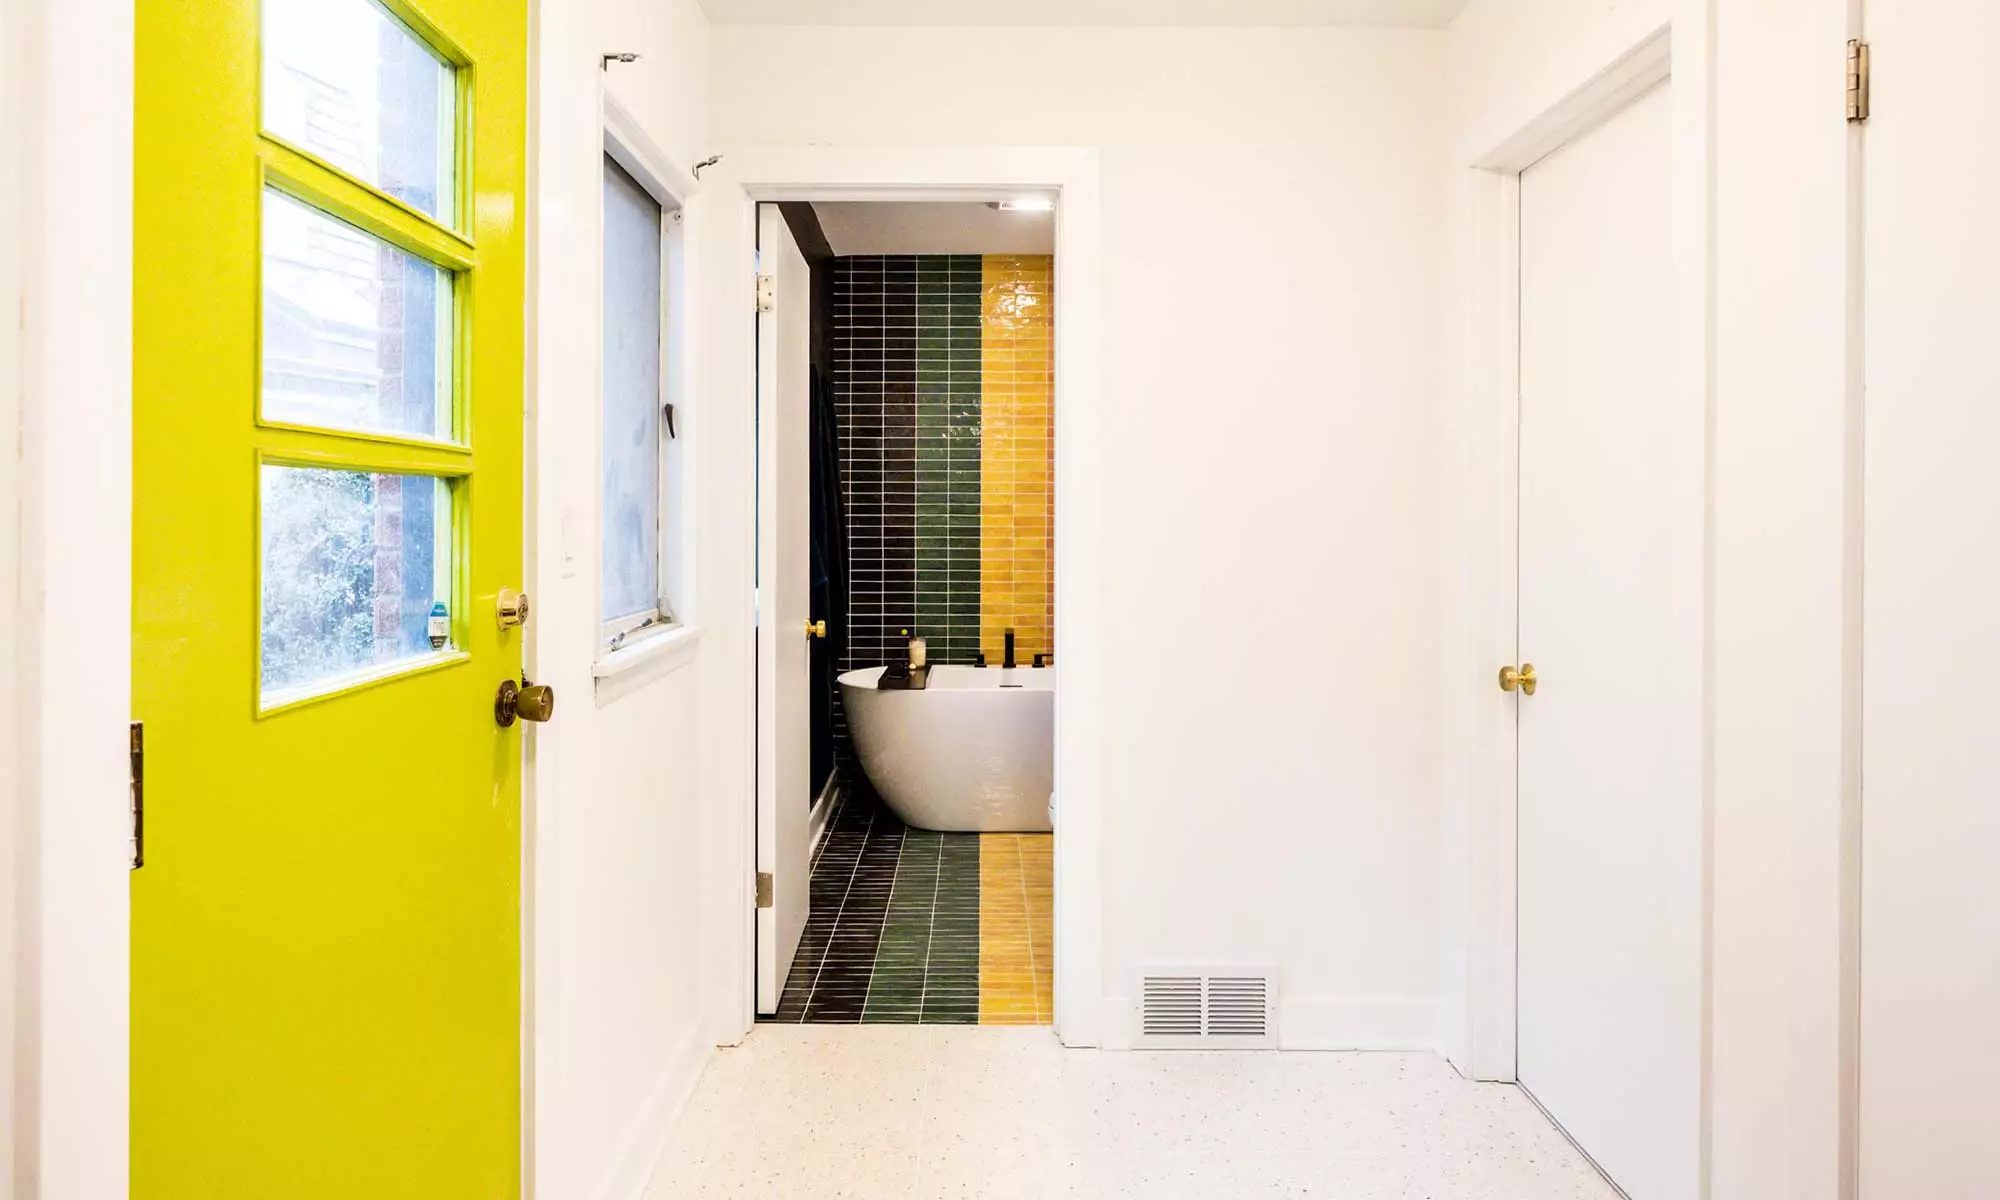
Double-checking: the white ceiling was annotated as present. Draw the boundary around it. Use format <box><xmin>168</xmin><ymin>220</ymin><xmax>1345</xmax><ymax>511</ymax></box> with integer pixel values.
<box><xmin>813</xmin><ymin>202</ymin><xmax>1056</xmax><ymax>256</ymax></box>
<box><xmin>703</xmin><ymin>0</ymin><xmax>1471</xmax><ymax>28</ymax></box>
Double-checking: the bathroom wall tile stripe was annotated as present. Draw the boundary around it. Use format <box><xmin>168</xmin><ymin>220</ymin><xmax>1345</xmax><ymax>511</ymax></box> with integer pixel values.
<box><xmin>832</xmin><ymin>258</ymin><xmax>915</xmax><ymax>770</ymax></box>
<box><xmin>834</xmin><ymin>257</ymin><xmax>918</xmax><ymax>688</ymax></box>
<box><xmin>912</xmin><ymin>255</ymin><xmax>984</xmax><ymax>666</ymax></box>
<box><xmin>979</xmin><ymin>256</ymin><xmax>1056</xmax><ymax>667</ymax></box>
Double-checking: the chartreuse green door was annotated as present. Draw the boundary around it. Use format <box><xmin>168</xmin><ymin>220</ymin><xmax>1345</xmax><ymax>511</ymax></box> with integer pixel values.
<box><xmin>133</xmin><ymin>0</ymin><xmax>528</xmax><ymax>1194</ymax></box>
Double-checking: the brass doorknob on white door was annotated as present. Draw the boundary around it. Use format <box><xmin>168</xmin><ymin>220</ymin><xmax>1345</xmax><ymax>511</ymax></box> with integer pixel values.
<box><xmin>1499</xmin><ymin>663</ymin><xmax>1538</xmax><ymax>696</ymax></box>
<box><xmin>806</xmin><ymin>619</ymin><xmax>827</xmax><ymax>639</ymax></box>
<box><xmin>497</xmin><ymin>588</ymin><xmax>531</xmax><ymax>629</ymax></box>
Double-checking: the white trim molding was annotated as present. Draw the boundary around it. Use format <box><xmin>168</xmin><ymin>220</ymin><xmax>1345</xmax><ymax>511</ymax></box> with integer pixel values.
<box><xmin>692</xmin><ymin>145</ymin><xmax>1106</xmax><ymax>1048</ymax></box>
<box><xmin>588</xmin><ymin>1027</ymin><xmax>713</xmax><ymax>1200</ymax></box>
<box><xmin>1277</xmin><ymin>997</ymin><xmax>1442</xmax><ymax>1053</ymax></box>
<box><xmin>14</xmin><ymin>0</ymin><xmax>136</xmax><ymax>1194</ymax></box>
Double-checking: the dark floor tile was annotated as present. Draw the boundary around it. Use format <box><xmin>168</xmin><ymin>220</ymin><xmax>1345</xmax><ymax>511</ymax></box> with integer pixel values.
<box><xmin>771</xmin><ymin>771</ymin><xmax>1021</xmax><ymax>1027</ymax></box>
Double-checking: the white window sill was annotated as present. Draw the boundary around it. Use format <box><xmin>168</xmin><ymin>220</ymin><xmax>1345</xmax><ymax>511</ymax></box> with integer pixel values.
<box><xmin>593</xmin><ymin>623</ymin><xmax>700</xmax><ymax>703</ymax></box>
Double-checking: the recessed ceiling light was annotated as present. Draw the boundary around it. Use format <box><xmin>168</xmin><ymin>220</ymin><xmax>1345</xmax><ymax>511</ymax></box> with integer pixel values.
<box><xmin>989</xmin><ymin>196</ymin><xmax>1055</xmax><ymax>214</ymax></box>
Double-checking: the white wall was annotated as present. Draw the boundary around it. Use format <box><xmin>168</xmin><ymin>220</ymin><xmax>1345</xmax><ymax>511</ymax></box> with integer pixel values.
<box><xmin>528</xmin><ymin>1</ymin><xmax>716</xmax><ymax>1197</ymax></box>
<box><xmin>10</xmin><ymin>0</ymin><xmax>134</xmax><ymax>1195</ymax></box>
<box><xmin>711</xmin><ymin>26</ymin><xmax>1450</xmax><ymax>1047</ymax></box>
<box><xmin>1</xmin><ymin>0</ymin><xmax>22</xmax><ymax>1190</ymax></box>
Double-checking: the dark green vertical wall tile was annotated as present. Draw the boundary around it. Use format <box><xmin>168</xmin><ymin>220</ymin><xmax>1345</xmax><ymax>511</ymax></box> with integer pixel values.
<box><xmin>911</xmin><ymin>255</ymin><xmax>982</xmax><ymax>662</ymax></box>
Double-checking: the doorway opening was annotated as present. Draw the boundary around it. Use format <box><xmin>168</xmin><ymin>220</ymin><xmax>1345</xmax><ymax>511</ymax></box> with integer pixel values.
<box><xmin>755</xmin><ymin>198</ymin><xmax>1059</xmax><ymax>1027</ymax></box>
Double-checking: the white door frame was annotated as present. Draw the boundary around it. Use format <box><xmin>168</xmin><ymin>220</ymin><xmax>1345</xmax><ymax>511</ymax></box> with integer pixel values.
<box><xmin>695</xmin><ymin>146</ymin><xmax>1105</xmax><ymax>1046</ymax></box>
<box><xmin>10</xmin><ymin>0</ymin><xmax>136</xmax><ymax>1194</ymax></box>
<box><xmin>0</xmin><ymin>0</ymin><xmax>22</xmax><ymax>1187</ymax></box>
<box><xmin>1453</xmin><ymin>16</ymin><xmax>1713</xmax><ymax>1091</ymax></box>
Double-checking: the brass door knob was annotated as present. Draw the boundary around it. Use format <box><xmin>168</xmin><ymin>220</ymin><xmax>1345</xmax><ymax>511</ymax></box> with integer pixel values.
<box><xmin>1498</xmin><ymin>663</ymin><xmax>1538</xmax><ymax>697</ymax></box>
<box><xmin>806</xmin><ymin>619</ymin><xmax>827</xmax><ymax>639</ymax></box>
<box><xmin>495</xmin><ymin>678</ymin><xmax>556</xmax><ymax>727</ymax></box>
<box><xmin>497</xmin><ymin>588</ymin><xmax>531</xmax><ymax>629</ymax></box>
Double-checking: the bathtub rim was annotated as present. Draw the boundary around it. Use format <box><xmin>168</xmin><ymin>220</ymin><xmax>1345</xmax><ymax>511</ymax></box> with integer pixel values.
<box><xmin>838</xmin><ymin>663</ymin><xmax>1059</xmax><ymax>692</ymax></box>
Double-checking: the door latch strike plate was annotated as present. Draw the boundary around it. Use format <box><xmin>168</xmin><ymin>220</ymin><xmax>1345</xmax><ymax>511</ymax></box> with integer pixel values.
<box><xmin>756</xmin><ymin>871</ymin><xmax>773</xmax><ymax>909</ymax></box>
<box><xmin>1847</xmin><ymin>39</ymin><xmax>1871</xmax><ymax>123</ymax></box>
<box><xmin>129</xmin><ymin>720</ymin><xmax>145</xmax><ymax>870</ymax></box>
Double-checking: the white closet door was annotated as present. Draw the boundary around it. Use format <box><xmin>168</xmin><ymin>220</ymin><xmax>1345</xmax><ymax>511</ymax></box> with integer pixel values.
<box><xmin>1861</xmin><ymin>7</ymin><xmax>2000</xmax><ymax>1194</ymax></box>
<box><xmin>1516</xmin><ymin>80</ymin><xmax>1702</xmax><ymax>1200</ymax></box>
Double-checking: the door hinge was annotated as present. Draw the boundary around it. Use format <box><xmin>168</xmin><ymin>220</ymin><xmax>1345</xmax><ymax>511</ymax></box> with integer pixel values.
<box><xmin>128</xmin><ymin>721</ymin><xmax>145</xmax><ymax>870</ymax></box>
<box><xmin>755</xmin><ymin>871</ymin><xmax>773</xmax><ymax>908</ymax></box>
<box><xmin>1847</xmin><ymin>39</ymin><xmax>1871</xmax><ymax>124</ymax></box>
<box><xmin>756</xmin><ymin>273</ymin><xmax>776</xmax><ymax>314</ymax></box>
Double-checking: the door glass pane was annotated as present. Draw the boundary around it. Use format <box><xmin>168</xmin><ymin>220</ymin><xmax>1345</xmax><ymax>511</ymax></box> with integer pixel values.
<box><xmin>262</xmin><ymin>0</ymin><xmax>456</xmax><ymax>220</ymax></box>
<box><xmin>261</xmin><ymin>464</ymin><xmax>453</xmax><ymax>703</ymax></box>
<box><xmin>262</xmin><ymin>188</ymin><xmax>454</xmax><ymax>441</ymax></box>
<box><xmin>602</xmin><ymin>157</ymin><xmax>663</xmax><ymax>624</ymax></box>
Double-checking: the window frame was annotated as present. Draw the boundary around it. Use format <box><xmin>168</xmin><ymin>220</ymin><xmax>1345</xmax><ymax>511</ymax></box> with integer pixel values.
<box><xmin>597</xmin><ymin>92</ymin><xmax>697</xmax><ymax>659</ymax></box>
<box><xmin>257</xmin><ymin>0</ymin><xmax>474</xmax><ymax>235</ymax></box>
<box><xmin>254</xmin><ymin>451</ymin><xmax>472</xmax><ymax>716</ymax></box>
<box><xmin>248</xmin><ymin>0</ymin><xmax>481</xmax><ymax>715</ymax></box>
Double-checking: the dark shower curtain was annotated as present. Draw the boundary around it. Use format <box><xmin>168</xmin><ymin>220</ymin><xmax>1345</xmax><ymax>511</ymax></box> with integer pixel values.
<box><xmin>808</xmin><ymin>364</ymin><xmax>848</xmax><ymax>800</ymax></box>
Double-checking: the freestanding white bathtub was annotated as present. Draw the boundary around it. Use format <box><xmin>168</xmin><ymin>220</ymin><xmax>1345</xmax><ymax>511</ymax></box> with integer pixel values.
<box><xmin>839</xmin><ymin>664</ymin><xmax>1054</xmax><ymax>832</ymax></box>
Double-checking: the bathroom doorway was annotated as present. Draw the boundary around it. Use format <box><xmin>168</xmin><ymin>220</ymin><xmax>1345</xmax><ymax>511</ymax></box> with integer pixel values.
<box><xmin>754</xmin><ymin>197</ymin><xmax>1060</xmax><ymax>1026</ymax></box>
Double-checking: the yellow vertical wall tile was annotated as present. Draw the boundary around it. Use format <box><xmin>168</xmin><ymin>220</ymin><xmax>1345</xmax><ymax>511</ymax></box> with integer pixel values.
<box><xmin>981</xmin><ymin>255</ymin><xmax>1056</xmax><ymax>665</ymax></box>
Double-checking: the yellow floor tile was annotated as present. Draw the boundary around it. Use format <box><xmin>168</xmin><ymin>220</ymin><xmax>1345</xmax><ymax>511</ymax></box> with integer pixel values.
<box><xmin>979</xmin><ymin>832</ymin><xmax>1056</xmax><ymax>1025</ymax></box>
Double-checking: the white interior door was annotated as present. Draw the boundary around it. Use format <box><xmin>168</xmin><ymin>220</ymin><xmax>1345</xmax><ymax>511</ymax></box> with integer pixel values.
<box><xmin>1861</xmin><ymin>9</ymin><xmax>2000</xmax><ymax>1194</ymax></box>
<box><xmin>1515</xmin><ymin>81</ymin><xmax>1702</xmax><ymax>1200</ymax></box>
<box><xmin>755</xmin><ymin>205</ymin><xmax>813</xmax><ymax>1014</ymax></box>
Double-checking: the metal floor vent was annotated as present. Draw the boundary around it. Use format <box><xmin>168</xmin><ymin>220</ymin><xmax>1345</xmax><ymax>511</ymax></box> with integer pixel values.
<box><xmin>1137</xmin><ymin>967</ymin><xmax>1277</xmax><ymax>1048</ymax></box>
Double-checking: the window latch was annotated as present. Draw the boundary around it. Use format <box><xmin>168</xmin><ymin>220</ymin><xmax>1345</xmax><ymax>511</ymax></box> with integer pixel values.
<box><xmin>663</xmin><ymin>401</ymin><xmax>677</xmax><ymax>439</ymax></box>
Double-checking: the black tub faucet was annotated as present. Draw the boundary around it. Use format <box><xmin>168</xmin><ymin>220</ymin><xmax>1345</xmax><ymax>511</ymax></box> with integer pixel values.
<box><xmin>1003</xmin><ymin>628</ymin><xmax>1017</xmax><ymax>670</ymax></box>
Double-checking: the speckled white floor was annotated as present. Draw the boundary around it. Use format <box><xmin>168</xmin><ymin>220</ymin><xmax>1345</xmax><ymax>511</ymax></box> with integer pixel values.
<box><xmin>644</xmin><ymin>1026</ymin><xmax>1620</xmax><ymax>1199</ymax></box>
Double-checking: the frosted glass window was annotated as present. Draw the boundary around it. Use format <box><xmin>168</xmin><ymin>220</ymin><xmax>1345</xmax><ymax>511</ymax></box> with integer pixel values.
<box><xmin>260</xmin><ymin>465</ymin><xmax>452</xmax><ymax>703</ymax></box>
<box><xmin>602</xmin><ymin>156</ymin><xmax>664</xmax><ymax>633</ymax></box>
<box><xmin>261</xmin><ymin>189</ymin><xmax>454</xmax><ymax>440</ymax></box>
<box><xmin>262</xmin><ymin>0</ymin><xmax>456</xmax><ymax>221</ymax></box>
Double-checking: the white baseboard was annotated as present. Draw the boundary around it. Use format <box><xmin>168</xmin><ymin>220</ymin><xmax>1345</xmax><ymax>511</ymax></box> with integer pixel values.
<box><xmin>1097</xmin><ymin>993</ymin><xmax>1439</xmax><ymax>1053</ymax></box>
<box><xmin>807</xmin><ymin>775</ymin><xmax>840</xmax><ymax>864</ymax></box>
<box><xmin>1097</xmin><ymin>995</ymin><xmax>1136</xmax><ymax>1050</ymax></box>
<box><xmin>592</xmin><ymin>1029</ymin><xmax>714</xmax><ymax>1200</ymax></box>
<box><xmin>1276</xmin><ymin>996</ymin><xmax>1440</xmax><ymax>1051</ymax></box>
